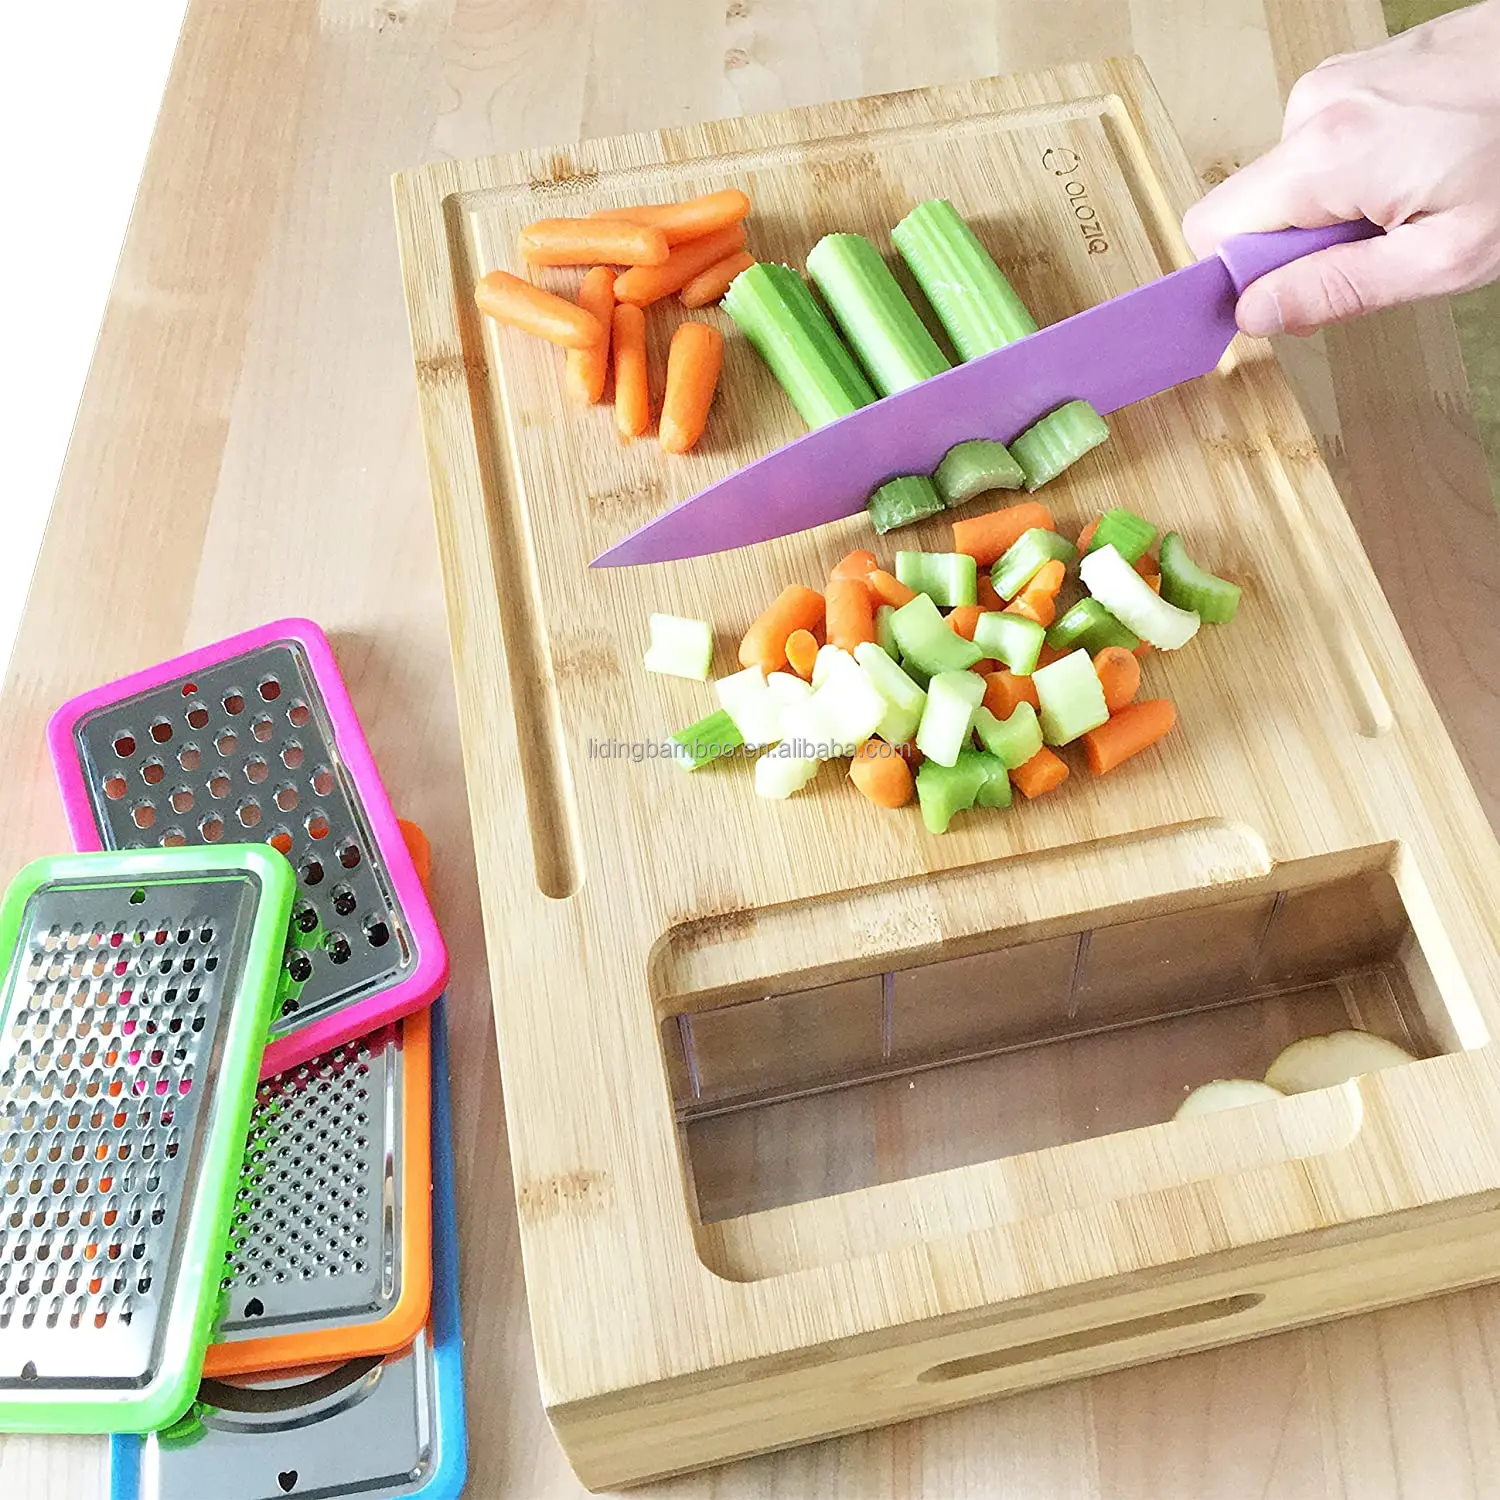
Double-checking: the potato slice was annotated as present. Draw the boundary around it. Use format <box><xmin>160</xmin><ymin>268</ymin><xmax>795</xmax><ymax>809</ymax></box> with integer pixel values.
<box><xmin>1264</xmin><ymin>1030</ymin><xmax>1415</xmax><ymax>1094</ymax></box>
<box><xmin>1174</xmin><ymin>1079</ymin><xmax>1285</xmax><ymax>1120</ymax></box>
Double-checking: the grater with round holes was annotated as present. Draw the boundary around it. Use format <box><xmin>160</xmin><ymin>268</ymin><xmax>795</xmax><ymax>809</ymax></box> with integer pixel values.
<box><xmin>201</xmin><ymin>1005</ymin><xmax>433</xmax><ymax>1378</ymax></box>
<box><xmin>110</xmin><ymin>999</ymin><xmax>467</xmax><ymax>1500</ymax></box>
<box><xmin>0</xmin><ymin>845</ymin><xmax>296</xmax><ymax>1435</ymax></box>
<box><xmin>47</xmin><ymin>619</ymin><xmax>448</xmax><ymax>1078</ymax></box>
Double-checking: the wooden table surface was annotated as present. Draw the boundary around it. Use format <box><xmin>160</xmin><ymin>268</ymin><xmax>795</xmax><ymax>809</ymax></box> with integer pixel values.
<box><xmin>4</xmin><ymin>2</ymin><xmax>1500</xmax><ymax>1496</ymax></box>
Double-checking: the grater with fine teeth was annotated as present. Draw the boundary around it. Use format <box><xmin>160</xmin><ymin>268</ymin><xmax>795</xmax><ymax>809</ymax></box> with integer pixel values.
<box><xmin>201</xmin><ymin>1006</ymin><xmax>433</xmax><ymax>1378</ymax></box>
<box><xmin>47</xmin><ymin>618</ymin><xmax>449</xmax><ymax>1078</ymax></box>
<box><xmin>0</xmin><ymin>846</ymin><xmax>295</xmax><ymax>1434</ymax></box>
<box><xmin>111</xmin><ymin>999</ymin><xmax>468</xmax><ymax>1500</ymax></box>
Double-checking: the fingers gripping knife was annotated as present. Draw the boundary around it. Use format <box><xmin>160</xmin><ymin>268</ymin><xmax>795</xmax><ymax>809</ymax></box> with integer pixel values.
<box><xmin>0</xmin><ymin>847</ymin><xmax>295</xmax><ymax>1434</ymax></box>
<box><xmin>48</xmin><ymin>620</ymin><xmax>449</xmax><ymax>1077</ymax></box>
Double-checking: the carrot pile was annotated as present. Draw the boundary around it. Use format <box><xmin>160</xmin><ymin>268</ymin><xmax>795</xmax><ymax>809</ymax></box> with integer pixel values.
<box><xmin>472</xmin><ymin>187</ymin><xmax>754</xmax><ymax>453</ymax></box>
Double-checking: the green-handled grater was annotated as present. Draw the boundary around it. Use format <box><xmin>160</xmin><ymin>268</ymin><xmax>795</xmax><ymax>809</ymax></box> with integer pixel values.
<box><xmin>0</xmin><ymin>846</ymin><xmax>295</xmax><ymax>1434</ymax></box>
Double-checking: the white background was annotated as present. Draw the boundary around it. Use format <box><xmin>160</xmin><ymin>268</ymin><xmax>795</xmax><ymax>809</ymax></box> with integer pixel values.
<box><xmin>0</xmin><ymin>6</ymin><xmax>188</xmax><ymax>678</ymax></box>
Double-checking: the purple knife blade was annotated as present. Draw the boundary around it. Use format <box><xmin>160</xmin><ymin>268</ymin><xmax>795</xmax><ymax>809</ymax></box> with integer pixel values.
<box><xmin>590</xmin><ymin>220</ymin><xmax>1381</xmax><ymax>568</ymax></box>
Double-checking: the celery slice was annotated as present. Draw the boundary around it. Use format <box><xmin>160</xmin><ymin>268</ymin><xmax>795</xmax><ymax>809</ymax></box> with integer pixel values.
<box><xmin>1084</xmin><ymin>508</ymin><xmax>1157</xmax><ymax>565</ymax></box>
<box><xmin>780</xmin><ymin>651</ymin><xmax>886</xmax><ymax>758</ymax></box>
<box><xmin>972</xmin><ymin>611</ymin><xmax>1044</xmax><ymax>675</ymax></box>
<box><xmin>1046</xmin><ymin>598</ymin><xmax>1140</xmax><ymax>656</ymax></box>
<box><xmin>889</xmin><ymin>593</ymin><xmax>982</xmax><ymax>675</ymax></box>
<box><xmin>721</xmin><ymin>262</ymin><xmax>876</xmax><ymax>428</ymax></box>
<box><xmin>810</xmin><ymin>644</ymin><xmax>850</xmax><ymax>690</ymax></box>
<box><xmin>915</xmin><ymin>752</ymin><xmax>993</xmax><ymax>834</ymax></box>
<box><xmin>874</xmin><ymin>604</ymin><xmax>900</xmax><ymax>658</ymax></box>
<box><xmin>1033</xmin><ymin>650</ymin><xmax>1110</xmax><ymax>746</ymax></box>
<box><xmin>972</xmin><ymin>702</ymin><xmax>1043</xmax><ymax>770</ymax></box>
<box><xmin>644</xmin><ymin>613</ymin><xmax>714</xmax><ymax>681</ymax></box>
<box><xmin>714</xmin><ymin>666</ymin><xmax>782</xmax><ymax>748</ymax></box>
<box><xmin>806</xmin><ymin>233</ymin><xmax>951</xmax><ymax>395</ymax></box>
<box><xmin>991</xmin><ymin>528</ymin><xmax>1077</xmax><ymax>600</ymax></box>
<box><xmin>900</xmin><ymin>657</ymin><xmax>932</xmax><ymax>691</ymax></box>
<box><xmin>960</xmin><ymin>748</ymin><xmax>1013</xmax><ymax>808</ymax></box>
<box><xmin>755</xmin><ymin>743</ymin><xmax>821</xmax><ymax>800</ymax></box>
<box><xmin>854</xmin><ymin>642</ymin><xmax>927</xmax><ymax>745</ymax></box>
<box><xmin>1080</xmin><ymin>544</ymin><xmax>1201</xmax><ymax>650</ymax></box>
<box><xmin>868</xmin><ymin>475</ymin><xmax>945</xmax><ymax>534</ymax></box>
<box><xmin>891</xmin><ymin>199</ymin><xmax>1039</xmax><ymax>360</ymax></box>
<box><xmin>915</xmin><ymin>670</ymin><xmax>985</xmax><ymax>767</ymax></box>
<box><xmin>1159</xmin><ymin>532</ymin><xmax>1242</xmax><ymax>624</ymax></box>
<box><xmin>895</xmin><ymin>550</ymin><xmax>978</xmax><ymax>608</ymax></box>
<box><xmin>671</xmin><ymin>709</ymin><xmax>745</xmax><ymax>771</ymax></box>
<box><xmin>933</xmin><ymin>440</ymin><xmax>1025</xmax><ymax>507</ymax></box>
<box><xmin>1010</xmin><ymin>400</ymin><xmax>1111</xmax><ymax>491</ymax></box>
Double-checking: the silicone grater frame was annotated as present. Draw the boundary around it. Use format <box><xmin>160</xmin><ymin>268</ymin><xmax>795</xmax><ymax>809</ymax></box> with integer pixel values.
<box><xmin>202</xmin><ymin>1006</ymin><xmax>433</xmax><ymax>1378</ymax></box>
<box><xmin>0</xmin><ymin>845</ymin><xmax>295</xmax><ymax>1435</ymax></box>
<box><xmin>47</xmin><ymin>619</ymin><xmax>449</xmax><ymax>1078</ymax></box>
<box><xmin>111</xmin><ymin>998</ymin><xmax>468</xmax><ymax>1500</ymax></box>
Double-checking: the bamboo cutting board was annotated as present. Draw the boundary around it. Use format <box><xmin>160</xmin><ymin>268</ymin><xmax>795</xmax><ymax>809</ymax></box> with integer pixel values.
<box><xmin>395</xmin><ymin>57</ymin><xmax>1500</xmax><ymax>1489</ymax></box>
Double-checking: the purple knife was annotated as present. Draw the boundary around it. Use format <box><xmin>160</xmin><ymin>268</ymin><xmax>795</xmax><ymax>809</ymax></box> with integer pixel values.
<box><xmin>590</xmin><ymin>220</ymin><xmax>1382</xmax><ymax>567</ymax></box>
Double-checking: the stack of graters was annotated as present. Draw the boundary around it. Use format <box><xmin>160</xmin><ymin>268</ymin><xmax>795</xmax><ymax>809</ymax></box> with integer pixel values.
<box><xmin>0</xmin><ymin>619</ymin><xmax>467</xmax><ymax>1500</ymax></box>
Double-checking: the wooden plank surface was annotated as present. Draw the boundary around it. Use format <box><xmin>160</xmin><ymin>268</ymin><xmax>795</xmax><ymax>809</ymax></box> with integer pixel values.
<box><xmin>4</xmin><ymin>1</ymin><xmax>1500</xmax><ymax>1495</ymax></box>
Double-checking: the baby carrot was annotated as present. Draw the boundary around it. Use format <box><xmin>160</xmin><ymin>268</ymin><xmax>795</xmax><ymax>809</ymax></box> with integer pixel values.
<box><xmin>612</xmin><ymin>304</ymin><xmax>651</xmax><ymax>440</ymax></box>
<box><xmin>564</xmin><ymin>267</ymin><xmax>615</xmax><ymax>406</ymax></box>
<box><xmin>739</xmin><ymin>585</ymin><xmax>826</xmax><ymax>673</ymax></box>
<box><xmin>659</xmin><ymin>321</ymin><xmax>724</xmax><ymax>454</ymax></box>
<box><xmin>681</xmin><ymin>250</ymin><xmax>758</xmax><ymax>309</ymax></box>
<box><xmin>1005</xmin><ymin>557</ymin><xmax>1066</xmax><ymax>628</ymax></box>
<box><xmin>952</xmin><ymin>501</ymin><xmax>1055</xmax><ymax>566</ymax></box>
<box><xmin>948</xmin><ymin>605</ymin><xmax>983</xmax><ymax>641</ymax></box>
<box><xmin>849</xmin><ymin>739</ymin><xmax>915</xmax><ymax>809</ymax></box>
<box><xmin>1011</xmin><ymin>746</ymin><xmax>1069</xmax><ymax>799</ymax></box>
<box><xmin>866</xmin><ymin>569</ymin><xmax>917</xmax><ymax>608</ymax></box>
<box><xmin>1083</xmin><ymin>698</ymin><xmax>1177</xmax><ymax>775</ymax></box>
<box><xmin>830</xmin><ymin>549</ymin><xmax>879</xmax><ymax>583</ymax></box>
<box><xmin>518</xmin><ymin>218</ymin><xmax>670</xmax><ymax>267</ymax></box>
<box><xmin>614</xmin><ymin>224</ymin><xmax>749</xmax><ymax>307</ymax></box>
<box><xmin>826</xmin><ymin>575</ymin><xmax>876</xmax><ymax>653</ymax></box>
<box><xmin>589</xmin><ymin>188</ymin><xmax>752</xmax><ymax>246</ymax></box>
<box><xmin>785</xmin><ymin>628</ymin><xmax>819</xmax><ymax>681</ymax></box>
<box><xmin>1093</xmin><ymin>646</ymin><xmax>1141</xmax><ymax>713</ymax></box>
<box><xmin>981</xmin><ymin>671</ymin><xmax>1039</xmax><ymax>720</ymax></box>
<box><xmin>474</xmin><ymin>271</ymin><xmax>604</xmax><ymax>350</ymax></box>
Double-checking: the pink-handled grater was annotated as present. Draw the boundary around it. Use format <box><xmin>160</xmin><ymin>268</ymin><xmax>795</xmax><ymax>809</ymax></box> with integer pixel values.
<box><xmin>47</xmin><ymin>619</ymin><xmax>448</xmax><ymax>1077</ymax></box>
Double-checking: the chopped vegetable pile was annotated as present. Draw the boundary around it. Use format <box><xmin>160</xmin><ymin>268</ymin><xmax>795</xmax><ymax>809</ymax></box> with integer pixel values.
<box><xmin>646</xmin><ymin>504</ymin><xmax>1241</xmax><ymax>834</ymax></box>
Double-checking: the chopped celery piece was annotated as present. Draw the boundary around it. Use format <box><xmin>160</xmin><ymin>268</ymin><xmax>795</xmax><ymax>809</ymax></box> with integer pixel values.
<box><xmin>1010</xmin><ymin>400</ymin><xmax>1111</xmax><ymax>490</ymax></box>
<box><xmin>868</xmin><ymin>474</ymin><xmax>945</xmax><ymax>534</ymax></box>
<box><xmin>915</xmin><ymin>754</ymin><xmax>990</xmax><ymax>834</ymax></box>
<box><xmin>780</xmin><ymin>651</ymin><xmax>885</xmax><ymax>758</ymax></box>
<box><xmin>1084</xmin><ymin>508</ymin><xmax>1157</xmax><ymax>565</ymax></box>
<box><xmin>895</xmin><ymin>550</ymin><xmax>978</xmax><ymax>608</ymax></box>
<box><xmin>934</xmin><ymin>439</ymin><xmax>1025</xmax><ymax>507</ymax></box>
<box><xmin>874</xmin><ymin>603</ymin><xmax>900</xmax><ymax>658</ymax></box>
<box><xmin>721</xmin><ymin>262</ymin><xmax>876</xmax><ymax>428</ymax></box>
<box><xmin>765</xmin><ymin>671</ymin><xmax>813</xmax><ymax>720</ymax></box>
<box><xmin>1159</xmin><ymin>532</ymin><xmax>1242</xmax><ymax>624</ymax></box>
<box><xmin>854</xmin><ymin>642</ymin><xmax>927</xmax><ymax>745</ymax></box>
<box><xmin>991</xmin><ymin>528</ymin><xmax>1077</xmax><ymax>600</ymax></box>
<box><xmin>644</xmin><ymin>612</ymin><xmax>714</xmax><ymax>680</ymax></box>
<box><xmin>889</xmin><ymin>593</ymin><xmax>982</xmax><ymax>675</ymax></box>
<box><xmin>755</xmin><ymin>743</ymin><xmax>821</xmax><ymax>799</ymax></box>
<box><xmin>1046</xmin><ymin>598</ymin><xmax>1140</xmax><ymax>656</ymax></box>
<box><xmin>1080</xmin><ymin>543</ymin><xmax>1201</xmax><ymax>650</ymax></box>
<box><xmin>915</xmin><ymin>670</ymin><xmax>985</xmax><ymax>767</ymax></box>
<box><xmin>900</xmin><ymin>657</ymin><xmax>932</xmax><ymax>691</ymax></box>
<box><xmin>972</xmin><ymin>702</ymin><xmax>1043</xmax><ymax>770</ymax></box>
<box><xmin>972</xmin><ymin>611</ymin><xmax>1045</xmax><ymax>675</ymax></box>
<box><xmin>714</xmin><ymin>666</ymin><xmax>784</xmax><ymax>748</ymax></box>
<box><xmin>806</xmin><ymin>233</ymin><xmax>951</xmax><ymax>396</ymax></box>
<box><xmin>959</xmin><ymin>748</ymin><xmax>1013</xmax><ymax>808</ymax></box>
<box><xmin>671</xmin><ymin>708</ymin><xmax>745</xmax><ymax>771</ymax></box>
<box><xmin>1033</xmin><ymin>650</ymin><xmax>1110</xmax><ymax>746</ymax></box>
<box><xmin>891</xmin><ymin>199</ymin><xmax>1039</xmax><ymax>360</ymax></box>
<box><xmin>811</xmin><ymin>643</ymin><xmax>850</xmax><ymax>690</ymax></box>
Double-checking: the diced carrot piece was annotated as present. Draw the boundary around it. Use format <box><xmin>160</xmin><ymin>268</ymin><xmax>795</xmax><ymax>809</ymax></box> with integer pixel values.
<box><xmin>785</xmin><ymin>628</ymin><xmax>819</xmax><ymax>681</ymax></box>
<box><xmin>982</xmin><ymin>671</ymin><xmax>1039</xmax><ymax>720</ymax></box>
<box><xmin>975</xmin><ymin>574</ymin><xmax>1004</xmax><ymax>611</ymax></box>
<box><xmin>1135</xmin><ymin>552</ymin><xmax>1160</xmax><ymax>581</ymax></box>
<box><xmin>826</xmin><ymin>575</ymin><xmax>876</xmax><ymax>653</ymax></box>
<box><xmin>1083</xmin><ymin>698</ymin><xmax>1177</xmax><ymax>774</ymax></box>
<box><xmin>1005</xmin><ymin>558</ymin><xmax>1066</xmax><ymax>629</ymax></box>
<box><xmin>849</xmin><ymin>739</ymin><xmax>915</xmax><ymax>808</ymax></box>
<box><xmin>952</xmin><ymin>502</ymin><xmax>1055</xmax><ymax>567</ymax></box>
<box><xmin>830</xmin><ymin>549</ymin><xmax>880</xmax><ymax>583</ymax></box>
<box><xmin>1077</xmin><ymin>517</ymin><xmax>1100</xmax><ymax>551</ymax></box>
<box><xmin>867</xmin><ymin>569</ymin><xmax>917</xmax><ymax>608</ymax></box>
<box><xmin>948</xmin><ymin>605</ymin><xmax>983</xmax><ymax>641</ymax></box>
<box><xmin>739</xmin><ymin>586</ymin><xmax>825</xmax><ymax>674</ymax></box>
<box><xmin>1093</xmin><ymin>646</ymin><xmax>1141</xmax><ymax>714</ymax></box>
<box><xmin>1011</xmin><ymin>746</ymin><xmax>1069</xmax><ymax>799</ymax></box>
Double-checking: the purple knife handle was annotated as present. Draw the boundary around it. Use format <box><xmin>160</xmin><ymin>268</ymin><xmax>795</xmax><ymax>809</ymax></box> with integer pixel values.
<box><xmin>1216</xmin><ymin>219</ymin><xmax>1384</xmax><ymax>295</ymax></box>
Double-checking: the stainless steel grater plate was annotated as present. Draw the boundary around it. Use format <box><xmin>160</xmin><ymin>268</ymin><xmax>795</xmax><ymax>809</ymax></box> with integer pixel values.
<box><xmin>70</xmin><ymin>643</ymin><xmax>415</xmax><ymax>1040</ymax></box>
<box><xmin>0</xmin><ymin>872</ymin><xmax>260</xmax><ymax>1399</ymax></box>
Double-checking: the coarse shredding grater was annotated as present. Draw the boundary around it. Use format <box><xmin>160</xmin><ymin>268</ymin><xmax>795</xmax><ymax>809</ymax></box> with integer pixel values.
<box><xmin>0</xmin><ymin>846</ymin><xmax>296</xmax><ymax>1435</ymax></box>
<box><xmin>47</xmin><ymin>619</ymin><xmax>448</xmax><ymax>1078</ymax></box>
<box><xmin>202</xmin><ymin>1006</ymin><xmax>433</xmax><ymax>1378</ymax></box>
<box><xmin>111</xmin><ymin>999</ymin><xmax>468</xmax><ymax>1500</ymax></box>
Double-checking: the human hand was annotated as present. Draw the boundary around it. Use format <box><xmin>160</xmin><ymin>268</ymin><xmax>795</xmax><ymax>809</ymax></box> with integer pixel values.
<box><xmin>1182</xmin><ymin>0</ymin><xmax>1500</xmax><ymax>335</ymax></box>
